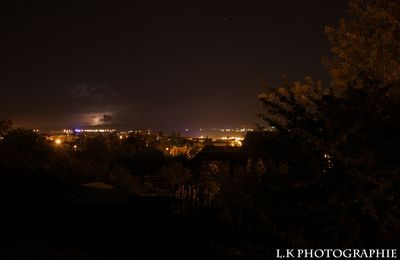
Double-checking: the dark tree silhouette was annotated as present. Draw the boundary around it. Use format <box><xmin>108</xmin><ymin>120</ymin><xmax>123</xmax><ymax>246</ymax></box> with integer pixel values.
<box><xmin>249</xmin><ymin>0</ymin><xmax>400</xmax><ymax>249</ymax></box>
<box><xmin>0</xmin><ymin>128</ymin><xmax>52</xmax><ymax>173</ymax></box>
<box><xmin>324</xmin><ymin>0</ymin><xmax>400</xmax><ymax>93</ymax></box>
<box><xmin>0</xmin><ymin>118</ymin><xmax>12</xmax><ymax>137</ymax></box>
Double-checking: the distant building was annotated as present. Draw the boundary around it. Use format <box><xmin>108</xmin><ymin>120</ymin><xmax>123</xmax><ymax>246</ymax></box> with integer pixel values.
<box><xmin>190</xmin><ymin>131</ymin><xmax>279</xmax><ymax>174</ymax></box>
<box><xmin>191</xmin><ymin>145</ymin><xmax>246</xmax><ymax>172</ymax></box>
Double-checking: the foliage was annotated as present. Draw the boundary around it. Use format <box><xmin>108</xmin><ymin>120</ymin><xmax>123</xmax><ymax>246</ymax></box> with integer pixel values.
<box><xmin>245</xmin><ymin>76</ymin><xmax>400</xmax><ymax>249</ymax></box>
<box><xmin>109</xmin><ymin>166</ymin><xmax>147</xmax><ymax>194</ymax></box>
<box><xmin>115</xmin><ymin>135</ymin><xmax>165</xmax><ymax>177</ymax></box>
<box><xmin>248</xmin><ymin>0</ymin><xmax>400</xmax><ymax>249</ymax></box>
<box><xmin>159</xmin><ymin>161</ymin><xmax>190</xmax><ymax>193</ymax></box>
<box><xmin>0</xmin><ymin>118</ymin><xmax>12</xmax><ymax>137</ymax></box>
<box><xmin>0</xmin><ymin>128</ymin><xmax>52</xmax><ymax>173</ymax></box>
<box><xmin>325</xmin><ymin>0</ymin><xmax>400</xmax><ymax>93</ymax></box>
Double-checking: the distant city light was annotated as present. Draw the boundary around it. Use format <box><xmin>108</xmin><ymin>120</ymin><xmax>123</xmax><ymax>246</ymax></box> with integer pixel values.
<box><xmin>212</xmin><ymin>128</ymin><xmax>253</xmax><ymax>133</ymax></box>
<box><xmin>55</xmin><ymin>139</ymin><xmax>62</xmax><ymax>145</ymax></box>
<box><xmin>221</xmin><ymin>136</ymin><xmax>244</xmax><ymax>141</ymax></box>
<box><xmin>63</xmin><ymin>128</ymin><xmax>117</xmax><ymax>134</ymax></box>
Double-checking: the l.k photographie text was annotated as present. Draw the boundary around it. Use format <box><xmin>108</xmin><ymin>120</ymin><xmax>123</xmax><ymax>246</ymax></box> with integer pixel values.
<box><xmin>276</xmin><ymin>249</ymin><xmax>397</xmax><ymax>259</ymax></box>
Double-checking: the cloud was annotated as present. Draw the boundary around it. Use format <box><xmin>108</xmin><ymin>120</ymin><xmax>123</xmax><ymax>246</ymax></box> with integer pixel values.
<box><xmin>72</xmin><ymin>111</ymin><xmax>116</xmax><ymax>126</ymax></box>
<box><xmin>100</xmin><ymin>114</ymin><xmax>114</xmax><ymax>123</ymax></box>
<box><xmin>70</xmin><ymin>84</ymin><xmax>115</xmax><ymax>99</ymax></box>
<box><xmin>67</xmin><ymin>85</ymin><xmax>124</xmax><ymax>126</ymax></box>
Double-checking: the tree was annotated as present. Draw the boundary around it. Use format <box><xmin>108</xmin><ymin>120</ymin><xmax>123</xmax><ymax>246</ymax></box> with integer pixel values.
<box><xmin>325</xmin><ymin>0</ymin><xmax>400</xmax><ymax>94</ymax></box>
<box><xmin>0</xmin><ymin>128</ymin><xmax>52</xmax><ymax>173</ymax></box>
<box><xmin>253</xmin><ymin>0</ymin><xmax>400</xmax><ymax>248</ymax></box>
<box><xmin>258</xmin><ymin>77</ymin><xmax>325</xmax><ymax>133</ymax></box>
<box><xmin>259</xmin><ymin>0</ymin><xmax>400</xmax><ymax>172</ymax></box>
<box><xmin>0</xmin><ymin>118</ymin><xmax>12</xmax><ymax>137</ymax></box>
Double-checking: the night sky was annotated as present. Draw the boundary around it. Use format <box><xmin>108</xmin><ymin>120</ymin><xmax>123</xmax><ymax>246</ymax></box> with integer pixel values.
<box><xmin>0</xmin><ymin>0</ymin><xmax>346</xmax><ymax>132</ymax></box>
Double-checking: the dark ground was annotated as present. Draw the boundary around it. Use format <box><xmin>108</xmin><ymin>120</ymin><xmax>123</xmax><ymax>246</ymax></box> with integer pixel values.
<box><xmin>0</xmin><ymin>175</ymin><xmax>247</xmax><ymax>259</ymax></box>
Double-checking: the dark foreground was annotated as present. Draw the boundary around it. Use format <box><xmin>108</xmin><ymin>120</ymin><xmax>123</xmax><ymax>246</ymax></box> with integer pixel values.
<box><xmin>0</xmin><ymin>175</ymin><xmax>270</xmax><ymax>259</ymax></box>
